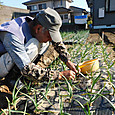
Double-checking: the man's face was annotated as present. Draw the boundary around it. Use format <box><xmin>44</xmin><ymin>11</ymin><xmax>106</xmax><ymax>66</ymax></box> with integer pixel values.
<box><xmin>35</xmin><ymin>26</ymin><xmax>52</xmax><ymax>43</ymax></box>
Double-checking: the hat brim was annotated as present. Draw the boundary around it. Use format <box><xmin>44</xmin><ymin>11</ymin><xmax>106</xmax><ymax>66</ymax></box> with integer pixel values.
<box><xmin>49</xmin><ymin>30</ymin><xmax>62</xmax><ymax>42</ymax></box>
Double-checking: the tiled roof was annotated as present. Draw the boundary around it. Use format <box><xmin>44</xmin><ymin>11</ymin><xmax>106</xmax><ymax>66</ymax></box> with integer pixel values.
<box><xmin>23</xmin><ymin>0</ymin><xmax>50</xmax><ymax>5</ymax></box>
<box><xmin>70</xmin><ymin>6</ymin><xmax>88</xmax><ymax>13</ymax></box>
<box><xmin>23</xmin><ymin>0</ymin><xmax>73</xmax><ymax>5</ymax></box>
<box><xmin>54</xmin><ymin>7</ymin><xmax>72</xmax><ymax>13</ymax></box>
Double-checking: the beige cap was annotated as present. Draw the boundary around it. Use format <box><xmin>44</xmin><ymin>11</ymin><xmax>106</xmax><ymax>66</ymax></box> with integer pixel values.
<box><xmin>36</xmin><ymin>7</ymin><xmax>62</xmax><ymax>42</ymax></box>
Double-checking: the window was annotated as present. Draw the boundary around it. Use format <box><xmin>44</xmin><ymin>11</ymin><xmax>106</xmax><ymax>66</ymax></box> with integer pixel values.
<box><xmin>106</xmin><ymin>0</ymin><xmax>115</xmax><ymax>12</ymax></box>
<box><xmin>60</xmin><ymin>15</ymin><xmax>63</xmax><ymax>20</ymax></box>
<box><xmin>106</xmin><ymin>0</ymin><xmax>109</xmax><ymax>11</ymax></box>
<box><xmin>28</xmin><ymin>5</ymin><xmax>37</xmax><ymax>11</ymax></box>
<box><xmin>27</xmin><ymin>6</ymin><xmax>31</xmax><ymax>10</ymax></box>
<box><xmin>110</xmin><ymin>0</ymin><xmax>115</xmax><ymax>11</ymax></box>
<box><xmin>38</xmin><ymin>3</ymin><xmax>46</xmax><ymax>10</ymax></box>
<box><xmin>64</xmin><ymin>14</ymin><xmax>68</xmax><ymax>19</ymax></box>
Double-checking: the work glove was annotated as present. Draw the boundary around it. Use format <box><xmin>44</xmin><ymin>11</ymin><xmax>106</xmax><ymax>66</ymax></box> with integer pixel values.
<box><xmin>21</xmin><ymin>63</ymin><xmax>59</xmax><ymax>82</ymax></box>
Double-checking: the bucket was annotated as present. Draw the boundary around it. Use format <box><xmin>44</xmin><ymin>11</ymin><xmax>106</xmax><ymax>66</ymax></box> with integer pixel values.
<box><xmin>79</xmin><ymin>59</ymin><xmax>99</xmax><ymax>74</ymax></box>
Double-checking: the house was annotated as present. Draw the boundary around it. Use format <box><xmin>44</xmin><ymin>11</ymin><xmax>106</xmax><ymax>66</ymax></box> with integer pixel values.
<box><xmin>86</xmin><ymin>0</ymin><xmax>115</xmax><ymax>29</ymax></box>
<box><xmin>70</xmin><ymin>6</ymin><xmax>88</xmax><ymax>24</ymax></box>
<box><xmin>23</xmin><ymin>0</ymin><xmax>88</xmax><ymax>25</ymax></box>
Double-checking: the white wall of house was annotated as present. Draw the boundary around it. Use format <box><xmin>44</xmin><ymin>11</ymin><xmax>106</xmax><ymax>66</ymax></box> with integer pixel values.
<box><xmin>60</xmin><ymin>13</ymin><xmax>71</xmax><ymax>23</ymax></box>
<box><xmin>27</xmin><ymin>1</ymin><xmax>53</xmax><ymax>12</ymax></box>
<box><xmin>27</xmin><ymin>0</ymin><xmax>71</xmax><ymax>12</ymax></box>
<box><xmin>54</xmin><ymin>1</ymin><xmax>64</xmax><ymax>8</ymax></box>
<box><xmin>54</xmin><ymin>0</ymin><xmax>70</xmax><ymax>8</ymax></box>
<box><xmin>27</xmin><ymin>0</ymin><xmax>71</xmax><ymax>23</ymax></box>
<box><xmin>65</xmin><ymin>0</ymin><xmax>70</xmax><ymax>8</ymax></box>
<box><xmin>46</xmin><ymin>1</ymin><xmax>53</xmax><ymax>8</ymax></box>
<box><xmin>25</xmin><ymin>0</ymin><xmax>86</xmax><ymax>24</ymax></box>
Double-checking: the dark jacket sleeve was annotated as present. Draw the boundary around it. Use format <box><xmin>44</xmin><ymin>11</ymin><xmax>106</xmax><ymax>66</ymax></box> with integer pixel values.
<box><xmin>52</xmin><ymin>41</ymin><xmax>71</xmax><ymax>63</ymax></box>
<box><xmin>21</xmin><ymin>63</ymin><xmax>59</xmax><ymax>81</ymax></box>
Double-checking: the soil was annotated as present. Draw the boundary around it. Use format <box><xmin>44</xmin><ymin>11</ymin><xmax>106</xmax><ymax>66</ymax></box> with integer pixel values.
<box><xmin>86</xmin><ymin>31</ymin><xmax>115</xmax><ymax>62</ymax></box>
<box><xmin>0</xmin><ymin>30</ymin><xmax>115</xmax><ymax>113</ymax></box>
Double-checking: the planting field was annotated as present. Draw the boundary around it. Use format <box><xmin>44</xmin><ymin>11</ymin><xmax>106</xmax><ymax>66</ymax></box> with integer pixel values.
<box><xmin>0</xmin><ymin>30</ymin><xmax>115</xmax><ymax>115</ymax></box>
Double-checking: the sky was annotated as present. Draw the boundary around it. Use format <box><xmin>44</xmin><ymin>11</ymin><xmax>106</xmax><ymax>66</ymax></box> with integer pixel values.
<box><xmin>0</xmin><ymin>0</ymin><xmax>90</xmax><ymax>11</ymax></box>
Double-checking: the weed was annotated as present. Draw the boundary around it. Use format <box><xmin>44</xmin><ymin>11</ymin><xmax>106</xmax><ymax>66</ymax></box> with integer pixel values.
<box><xmin>2</xmin><ymin>30</ymin><xmax>115</xmax><ymax>114</ymax></box>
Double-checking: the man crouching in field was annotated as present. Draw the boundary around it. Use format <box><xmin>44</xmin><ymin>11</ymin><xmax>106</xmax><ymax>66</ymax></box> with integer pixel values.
<box><xmin>0</xmin><ymin>8</ymin><xmax>78</xmax><ymax>88</ymax></box>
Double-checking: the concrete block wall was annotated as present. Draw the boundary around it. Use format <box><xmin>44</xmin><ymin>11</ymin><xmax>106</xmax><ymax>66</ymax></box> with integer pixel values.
<box><xmin>0</xmin><ymin>5</ymin><xmax>29</xmax><ymax>24</ymax></box>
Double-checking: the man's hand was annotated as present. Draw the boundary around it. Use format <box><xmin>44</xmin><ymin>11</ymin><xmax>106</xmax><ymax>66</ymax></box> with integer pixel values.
<box><xmin>66</xmin><ymin>60</ymin><xmax>79</xmax><ymax>73</ymax></box>
<box><xmin>59</xmin><ymin>70</ymin><xmax>76</xmax><ymax>80</ymax></box>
